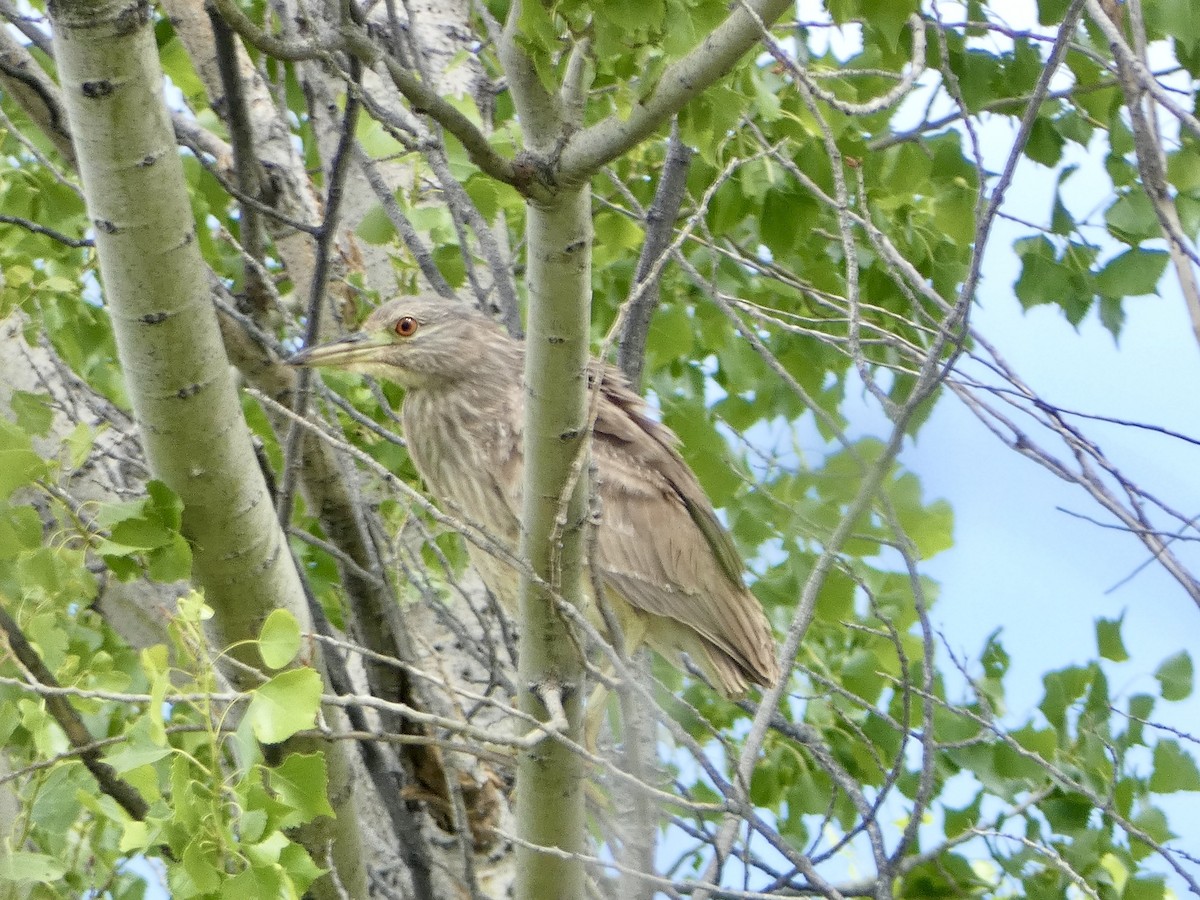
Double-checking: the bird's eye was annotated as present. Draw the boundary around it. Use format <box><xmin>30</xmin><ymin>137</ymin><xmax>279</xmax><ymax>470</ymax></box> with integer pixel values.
<box><xmin>394</xmin><ymin>316</ymin><xmax>419</xmax><ymax>338</ymax></box>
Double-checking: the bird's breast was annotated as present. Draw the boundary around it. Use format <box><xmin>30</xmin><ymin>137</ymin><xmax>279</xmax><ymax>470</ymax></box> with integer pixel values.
<box><xmin>401</xmin><ymin>389</ymin><xmax>522</xmax><ymax>544</ymax></box>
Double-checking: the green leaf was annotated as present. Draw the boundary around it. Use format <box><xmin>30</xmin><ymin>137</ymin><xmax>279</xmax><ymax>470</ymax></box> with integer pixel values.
<box><xmin>247</xmin><ymin>668</ymin><xmax>322</xmax><ymax>743</ymax></box>
<box><xmin>1106</xmin><ymin>191</ymin><xmax>1162</xmax><ymax>243</ymax></box>
<box><xmin>224</xmin><ymin>863</ymin><xmax>282</xmax><ymax>898</ymax></box>
<box><xmin>10</xmin><ymin>390</ymin><xmax>54</xmax><ymax>437</ymax></box>
<box><xmin>1041</xmin><ymin>665</ymin><xmax>1090</xmax><ymax>732</ymax></box>
<box><xmin>147</xmin><ymin>533</ymin><xmax>193</xmax><ymax>582</ymax></box>
<box><xmin>994</xmin><ymin>725</ymin><xmax>1056</xmax><ymax>782</ymax></box>
<box><xmin>0</xmin><ymin>418</ymin><xmax>50</xmax><ymax>499</ymax></box>
<box><xmin>1155</xmin><ymin>650</ymin><xmax>1193</xmax><ymax>701</ymax></box>
<box><xmin>279</xmin><ymin>842</ymin><xmax>326</xmax><ymax>894</ymax></box>
<box><xmin>1099</xmin><ymin>295</ymin><xmax>1125</xmax><ymax>339</ymax></box>
<box><xmin>182</xmin><ymin>838</ymin><xmax>222</xmax><ymax>894</ymax></box>
<box><xmin>1013</xmin><ymin>236</ymin><xmax>1069</xmax><ymax>310</ymax></box>
<box><xmin>1156</xmin><ymin>0</ymin><xmax>1200</xmax><ymax>54</ymax></box>
<box><xmin>433</xmin><ymin>244</ymin><xmax>466</xmax><ymax>288</ymax></box>
<box><xmin>1095</xmin><ymin>248</ymin><xmax>1169</xmax><ymax>298</ymax></box>
<box><xmin>110</xmin><ymin>516</ymin><xmax>172</xmax><ymax>549</ymax></box>
<box><xmin>0</xmin><ymin>850</ymin><xmax>67</xmax><ymax>882</ymax></box>
<box><xmin>147</xmin><ymin>479</ymin><xmax>184</xmax><ymax>531</ymax></box>
<box><xmin>1149</xmin><ymin>739</ymin><xmax>1200</xmax><ymax>792</ymax></box>
<box><xmin>104</xmin><ymin>739</ymin><xmax>171</xmax><ymax>775</ymax></box>
<box><xmin>357</xmin><ymin>204</ymin><xmax>396</xmax><ymax>245</ymax></box>
<box><xmin>1096</xmin><ymin>615</ymin><xmax>1129</xmax><ymax>662</ymax></box>
<box><xmin>119</xmin><ymin>819</ymin><xmax>153</xmax><ymax>854</ymax></box>
<box><xmin>1124</xmin><ymin>876</ymin><xmax>1167</xmax><ymax>900</ymax></box>
<box><xmin>0</xmin><ymin>504</ymin><xmax>41</xmax><ymax>558</ymax></box>
<box><xmin>259</xmin><ymin>608</ymin><xmax>302</xmax><ymax>669</ymax></box>
<box><xmin>1037</xmin><ymin>0</ymin><xmax>1071</xmax><ymax>26</ymax></box>
<box><xmin>270</xmin><ymin>752</ymin><xmax>335</xmax><ymax>824</ymax></box>
<box><xmin>1025</xmin><ymin>116</ymin><xmax>1064</xmax><ymax>167</ymax></box>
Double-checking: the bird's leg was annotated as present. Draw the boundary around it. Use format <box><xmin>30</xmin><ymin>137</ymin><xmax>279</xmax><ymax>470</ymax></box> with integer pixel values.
<box><xmin>584</xmin><ymin>681</ymin><xmax>610</xmax><ymax>752</ymax></box>
<box><xmin>583</xmin><ymin>612</ymin><xmax>650</xmax><ymax>751</ymax></box>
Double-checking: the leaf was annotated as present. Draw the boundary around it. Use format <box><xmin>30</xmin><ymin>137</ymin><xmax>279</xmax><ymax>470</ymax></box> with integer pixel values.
<box><xmin>279</xmin><ymin>842</ymin><xmax>326</xmax><ymax>894</ymax></box>
<box><xmin>104</xmin><ymin>740</ymin><xmax>171</xmax><ymax>775</ymax></box>
<box><xmin>357</xmin><ymin>204</ymin><xmax>396</xmax><ymax>245</ymax></box>
<box><xmin>1096</xmin><ymin>615</ymin><xmax>1129</xmax><ymax>662</ymax></box>
<box><xmin>1013</xmin><ymin>236</ymin><xmax>1070</xmax><ymax>309</ymax></box>
<box><xmin>224</xmin><ymin>863</ymin><xmax>282</xmax><ymax>897</ymax></box>
<box><xmin>119</xmin><ymin>820</ymin><xmax>152</xmax><ymax>854</ymax></box>
<box><xmin>147</xmin><ymin>479</ymin><xmax>184</xmax><ymax>531</ymax></box>
<box><xmin>1040</xmin><ymin>665</ymin><xmax>1090</xmax><ymax>732</ymax></box>
<box><xmin>0</xmin><ymin>851</ymin><xmax>67</xmax><ymax>882</ymax></box>
<box><xmin>1149</xmin><ymin>739</ymin><xmax>1200</xmax><ymax>793</ymax></box>
<box><xmin>1099</xmin><ymin>295</ymin><xmax>1125</xmax><ymax>339</ymax></box>
<box><xmin>270</xmin><ymin>752</ymin><xmax>335</xmax><ymax>824</ymax></box>
<box><xmin>994</xmin><ymin>726</ymin><xmax>1056</xmax><ymax>782</ymax></box>
<box><xmin>182</xmin><ymin>838</ymin><xmax>222</xmax><ymax>894</ymax></box>
<box><xmin>10</xmin><ymin>391</ymin><xmax>54</xmax><ymax>437</ymax></box>
<box><xmin>0</xmin><ymin>419</ymin><xmax>50</xmax><ymax>499</ymax></box>
<box><xmin>147</xmin><ymin>533</ymin><xmax>193</xmax><ymax>582</ymax></box>
<box><xmin>1106</xmin><ymin>191</ymin><xmax>1161</xmax><ymax>243</ymax></box>
<box><xmin>247</xmin><ymin>668</ymin><xmax>322</xmax><ymax>743</ymax></box>
<box><xmin>110</xmin><ymin>516</ymin><xmax>172</xmax><ymax>549</ymax></box>
<box><xmin>1095</xmin><ymin>248</ymin><xmax>1169</xmax><ymax>298</ymax></box>
<box><xmin>1155</xmin><ymin>651</ymin><xmax>1193</xmax><ymax>701</ymax></box>
<box><xmin>432</xmin><ymin>244</ymin><xmax>466</xmax><ymax>288</ymax></box>
<box><xmin>1037</xmin><ymin>0</ymin><xmax>1071</xmax><ymax>25</ymax></box>
<box><xmin>1025</xmin><ymin>116</ymin><xmax>1064</xmax><ymax>167</ymax></box>
<box><xmin>259</xmin><ymin>609</ymin><xmax>302</xmax><ymax>670</ymax></box>
<box><xmin>1156</xmin><ymin>0</ymin><xmax>1200</xmax><ymax>54</ymax></box>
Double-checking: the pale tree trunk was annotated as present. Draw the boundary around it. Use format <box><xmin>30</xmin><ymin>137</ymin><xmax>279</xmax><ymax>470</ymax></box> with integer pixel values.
<box><xmin>47</xmin><ymin>3</ymin><xmax>366</xmax><ymax>895</ymax></box>
<box><xmin>496</xmin><ymin>2</ymin><xmax>793</xmax><ymax>896</ymax></box>
<box><xmin>158</xmin><ymin>0</ymin><xmax>519</xmax><ymax>889</ymax></box>
<box><xmin>516</xmin><ymin>188</ymin><xmax>595</xmax><ymax>896</ymax></box>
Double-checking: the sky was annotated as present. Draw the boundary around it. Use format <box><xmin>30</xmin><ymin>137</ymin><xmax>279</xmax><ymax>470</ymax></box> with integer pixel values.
<box><xmin>889</xmin><ymin>128</ymin><xmax>1200</xmax><ymax>895</ymax></box>
<box><xmin>773</xmin><ymin>1</ymin><xmax>1200</xmax><ymax>890</ymax></box>
<box><xmin>912</xmin><ymin>197</ymin><xmax>1200</xmax><ymax>717</ymax></box>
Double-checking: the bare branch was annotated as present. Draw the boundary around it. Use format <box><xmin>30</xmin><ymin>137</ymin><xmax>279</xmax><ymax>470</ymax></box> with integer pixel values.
<box><xmin>558</xmin><ymin>0</ymin><xmax>793</xmax><ymax>181</ymax></box>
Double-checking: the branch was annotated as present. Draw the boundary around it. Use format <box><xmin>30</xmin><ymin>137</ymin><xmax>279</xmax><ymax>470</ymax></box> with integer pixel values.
<box><xmin>205</xmin><ymin>0</ymin><xmax>331</xmax><ymax>60</ymax></box>
<box><xmin>497</xmin><ymin>1</ymin><xmax>561</xmax><ymax>154</ymax></box>
<box><xmin>422</xmin><ymin>144</ymin><xmax>524</xmax><ymax>336</ymax></box>
<box><xmin>276</xmin><ymin>60</ymin><xmax>362</xmax><ymax>524</ymax></box>
<box><xmin>373</xmin><ymin>50</ymin><xmax>521</xmax><ymax>188</ymax></box>
<box><xmin>0</xmin><ymin>600</ymin><xmax>149</xmax><ymax>821</ymax></box>
<box><xmin>558</xmin><ymin>0</ymin><xmax>793</xmax><ymax>181</ymax></box>
<box><xmin>0</xmin><ymin>214</ymin><xmax>91</xmax><ymax>247</ymax></box>
<box><xmin>1087</xmin><ymin>0</ymin><xmax>1200</xmax><ymax>346</ymax></box>
<box><xmin>617</xmin><ymin>121</ymin><xmax>693</xmax><ymax>389</ymax></box>
<box><xmin>0</xmin><ymin>25</ymin><xmax>76</xmax><ymax>163</ymax></box>
<box><xmin>357</xmin><ymin>146</ymin><xmax>456</xmax><ymax>298</ymax></box>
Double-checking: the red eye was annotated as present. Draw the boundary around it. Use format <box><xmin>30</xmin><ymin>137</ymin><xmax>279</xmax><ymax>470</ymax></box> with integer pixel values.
<box><xmin>394</xmin><ymin>316</ymin><xmax>419</xmax><ymax>337</ymax></box>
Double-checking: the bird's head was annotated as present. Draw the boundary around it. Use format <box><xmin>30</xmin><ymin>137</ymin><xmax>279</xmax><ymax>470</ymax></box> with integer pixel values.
<box><xmin>287</xmin><ymin>295</ymin><xmax>515</xmax><ymax>389</ymax></box>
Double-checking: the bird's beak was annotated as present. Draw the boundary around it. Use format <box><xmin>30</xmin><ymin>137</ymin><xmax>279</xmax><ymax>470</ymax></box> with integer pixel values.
<box><xmin>286</xmin><ymin>331</ymin><xmax>387</xmax><ymax>370</ymax></box>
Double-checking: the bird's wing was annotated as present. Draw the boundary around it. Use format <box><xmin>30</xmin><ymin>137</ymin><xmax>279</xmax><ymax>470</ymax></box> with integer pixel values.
<box><xmin>589</xmin><ymin>366</ymin><xmax>777</xmax><ymax>684</ymax></box>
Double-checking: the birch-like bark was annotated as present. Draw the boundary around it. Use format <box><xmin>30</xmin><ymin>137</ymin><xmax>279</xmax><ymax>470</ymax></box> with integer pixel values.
<box><xmin>504</xmin><ymin>2</ymin><xmax>796</xmax><ymax>895</ymax></box>
<box><xmin>515</xmin><ymin>186</ymin><xmax>594</xmax><ymax>897</ymax></box>
<box><xmin>48</xmin><ymin>3</ymin><xmax>366</xmax><ymax>894</ymax></box>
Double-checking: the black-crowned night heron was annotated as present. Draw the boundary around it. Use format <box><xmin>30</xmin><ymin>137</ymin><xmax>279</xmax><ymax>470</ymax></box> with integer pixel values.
<box><xmin>289</xmin><ymin>296</ymin><xmax>780</xmax><ymax>697</ymax></box>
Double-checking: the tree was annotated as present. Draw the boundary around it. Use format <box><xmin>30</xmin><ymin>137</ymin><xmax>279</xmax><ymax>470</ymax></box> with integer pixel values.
<box><xmin>1</xmin><ymin>0</ymin><xmax>1198</xmax><ymax>897</ymax></box>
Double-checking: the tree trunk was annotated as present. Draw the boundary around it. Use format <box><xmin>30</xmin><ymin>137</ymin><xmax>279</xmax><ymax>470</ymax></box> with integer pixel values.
<box><xmin>48</xmin><ymin>2</ymin><xmax>366</xmax><ymax>894</ymax></box>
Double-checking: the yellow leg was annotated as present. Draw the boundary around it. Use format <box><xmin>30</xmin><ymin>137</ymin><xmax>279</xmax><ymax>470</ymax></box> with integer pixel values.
<box><xmin>583</xmin><ymin>610</ymin><xmax>649</xmax><ymax>750</ymax></box>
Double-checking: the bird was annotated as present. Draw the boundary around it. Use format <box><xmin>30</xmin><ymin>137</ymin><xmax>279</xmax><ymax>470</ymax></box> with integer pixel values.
<box><xmin>288</xmin><ymin>295</ymin><xmax>780</xmax><ymax>699</ymax></box>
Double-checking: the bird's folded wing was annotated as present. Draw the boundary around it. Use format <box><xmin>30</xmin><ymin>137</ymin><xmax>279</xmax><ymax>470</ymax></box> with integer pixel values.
<box><xmin>590</xmin><ymin>369</ymin><xmax>776</xmax><ymax>679</ymax></box>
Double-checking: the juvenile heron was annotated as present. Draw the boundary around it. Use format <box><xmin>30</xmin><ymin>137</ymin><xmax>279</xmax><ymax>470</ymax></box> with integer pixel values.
<box><xmin>289</xmin><ymin>296</ymin><xmax>780</xmax><ymax>697</ymax></box>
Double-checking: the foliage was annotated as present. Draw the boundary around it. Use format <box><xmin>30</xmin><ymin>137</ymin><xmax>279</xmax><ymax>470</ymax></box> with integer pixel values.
<box><xmin>1</xmin><ymin>0</ymin><xmax>1198</xmax><ymax>897</ymax></box>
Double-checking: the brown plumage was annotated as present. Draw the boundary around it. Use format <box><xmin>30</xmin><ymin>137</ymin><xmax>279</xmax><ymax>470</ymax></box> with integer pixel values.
<box><xmin>288</xmin><ymin>296</ymin><xmax>780</xmax><ymax>696</ymax></box>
